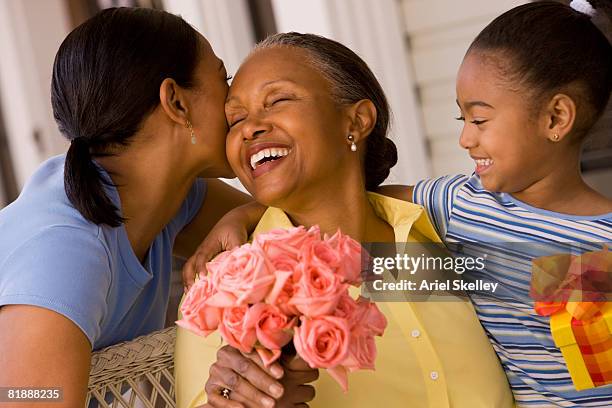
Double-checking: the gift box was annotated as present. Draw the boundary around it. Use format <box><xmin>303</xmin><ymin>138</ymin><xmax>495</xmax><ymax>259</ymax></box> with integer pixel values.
<box><xmin>531</xmin><ymin>246</ymin><xmax>612</xmax><ymax>391</ymax></box>
<box><xmin>547</xmin><ymin>302</ymin><xmax>612</xmax><ymax>390</ymax></box>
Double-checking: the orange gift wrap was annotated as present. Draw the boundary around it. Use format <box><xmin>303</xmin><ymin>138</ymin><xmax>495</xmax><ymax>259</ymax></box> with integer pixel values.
<box><xmin>531</xmin><ymin>246</ymin><xmax>612</xmax><ymax>391</ymax></box>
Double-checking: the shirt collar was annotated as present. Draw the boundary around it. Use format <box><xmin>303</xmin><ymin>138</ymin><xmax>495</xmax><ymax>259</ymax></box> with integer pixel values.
<box><xmin>252</xmin><ymin>192</ymin><xmax>441</xmax><ymax>243</ymax></box>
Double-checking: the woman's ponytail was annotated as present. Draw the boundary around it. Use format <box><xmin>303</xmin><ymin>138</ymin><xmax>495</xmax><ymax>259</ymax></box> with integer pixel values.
<box><xmin>52</xmin><ymin>7</ymin><xmax>201</xmax><ymax>226</ymax></box>
<box><xmin>64</xmin><ymin>138</ymin><xmax>123</xmax><ymax>227</ymax></box>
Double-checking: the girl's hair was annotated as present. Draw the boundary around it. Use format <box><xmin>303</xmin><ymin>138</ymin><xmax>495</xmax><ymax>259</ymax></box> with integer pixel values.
<box><xmin>467</xmin><ymin>1</ymin><xmax>612</xmax><ymax>138</ymax></box>
<box><xmin>255</xmin><ymin>32</ymin><xmax>397</xmax><ymax>190</ymax></box>
<box><xmin>52</xmin><ymin>7</ymin><xmax>202</xmax><ymax>227</ymax></box>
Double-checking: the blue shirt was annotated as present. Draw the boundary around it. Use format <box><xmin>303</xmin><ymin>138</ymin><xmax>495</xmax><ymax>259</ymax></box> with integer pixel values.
<box><xmin>413</xmin><ymin>174</ymin><xmax>612</xmax><ymax>407</ymax></box>
<box><xmin>0</xmin><ymin>154</ymin><xmax>206</xmax><ymax>350</ymax></box>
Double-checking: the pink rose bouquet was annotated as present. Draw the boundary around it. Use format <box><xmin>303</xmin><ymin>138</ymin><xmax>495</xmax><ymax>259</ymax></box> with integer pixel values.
<box><xmin>176</xmin><ymin>226</ymin><xmax>387</xmax><ymax>392</ymax></box>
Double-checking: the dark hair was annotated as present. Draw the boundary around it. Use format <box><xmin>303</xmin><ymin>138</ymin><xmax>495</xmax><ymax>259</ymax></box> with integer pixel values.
<box><xmin>467</xmin><ymin>1</ymin><xmax>612</xmax><ymax>138</ymax></box>
<box><xmin>52</xmin><ymin>7</ymin><xmax>202</xmax><ymax>226</ymax></box>
<box><xmin>255</xmin><ymin>33</ymin><xmax>397</xmax><ymax>190</ymax></box>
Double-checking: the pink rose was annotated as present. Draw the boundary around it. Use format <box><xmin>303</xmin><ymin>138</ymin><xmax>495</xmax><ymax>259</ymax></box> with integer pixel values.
<box><xmin>290</xmin><ymin>262</ymin><xmax>347</xmax><ymax>317</ymax></box>
<box><xmin>269</xmin><ymin>251</ymin><xmax>300</xmax><ymax>273</ymax></box>
<box><xmin>333</xmin><ymin>293</ymin><xmax>359</xmax><ymax>327</ymax></box>
<box><xmin>268</xmin><ymin>250</ymin><xmax>302</xmax><ymax>286</ymax></box>
<box><xmin>205</xmin><ymin>250</ymin><xmax>232</xmax><ymax>274</ymax></box>
<box><xmin>245</xmin><ymin>303</ymin><xmax>295</xmax><ymax>349</ymax></box>
<box><xmin>254</xmin><ymin>226</ymin><xmax>319</xmax><ymax>261</ymax></box>
<box><xmin>340</xmin><ymin>298</ymin><xmax>384</xmax><ymax>372</ymax></box>
<box><xmin>353</xmin><ymin>296</ymin><xmax>387</xmax><ymax>336</ymax></box>
<box><xmin>244</xmin><ymin>303</ymin><xmax>296</xmax><ymax>365</ymax></box>
<box><xmin>300</xmin><ymin>240</ymin><xmax>342</xmax><ymax>270</ymax></box>
<box><xmin>265</xmin><ymin>270</ymin><xmax>300</xmax><ymax>316</ymax></box>
<box><xmin>203</xmin><ymin>252</ymin><xmax>238</xmax><ymax>307</ymax></box>
<box><xmin>294</xmin><ymin>316</ymin><xmax>351</xmax><ymax>392</ymax></box>
<box><xmin>219</xmin><ymin>306</ymin><xmax>257</xmax><ymax>353</ymax></box>
<box><xmin>293</xmin><ymin>316</ymin><xmax>350</xmax><ymax>368</ymax></box>
<box><xmin>264</xmin><ymin>249</ymin><xmax>301</xmax><ymax>314</ymax></box>
<box><xmin>342</xmin><ymin>330</ymin><xmax>377</xmax><ymax>372</ymax></box>
<box><xmin>326</xmin><ymin>231</ymin><xmax>363</xmax><ymax>285</ymax></box>
<box><xmin>209</xmin><ymin>243</ymin><xmax>276</xmax><ymax>305</ymax></box>
<box><xmin>176</xmin><ymin>276</ymin><xmax>222</xmax><ymax>337</ymax></box>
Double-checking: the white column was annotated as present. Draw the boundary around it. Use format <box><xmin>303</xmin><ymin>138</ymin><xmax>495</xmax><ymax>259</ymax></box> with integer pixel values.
<box><xmin>0</xmin><ymin>0</ymin><xmax>70</xmax><ymax>189</ymax></box>
<box><xmin>162</xmin><ymin>0</ymin><xmax>255</xmax><ymax>83</ymax></box>
<box><xmin>271</xmin><ymin>0</ymin><xmax>430</xmax><ymax>184</ymax></box>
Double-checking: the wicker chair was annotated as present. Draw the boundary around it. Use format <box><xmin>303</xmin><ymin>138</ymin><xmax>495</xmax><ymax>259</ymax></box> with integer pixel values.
<box><xmin>86</xmin><ymin>326</ymin><xmax>177</xmax><ymax>408</ymax></box>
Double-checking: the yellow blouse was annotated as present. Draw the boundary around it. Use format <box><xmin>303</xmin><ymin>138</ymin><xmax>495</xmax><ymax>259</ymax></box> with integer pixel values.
<box><xmin>175</xmin><ymin>193</ymin><xmax>514</xmax><ymax>407</ymax></box>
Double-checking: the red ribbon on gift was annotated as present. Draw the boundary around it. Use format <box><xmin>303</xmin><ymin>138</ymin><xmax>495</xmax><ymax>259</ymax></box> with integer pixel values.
<box><xmin>534</xmin><ymin>301</ymin><xmax>603</xmax><ymax>323</ymax></box>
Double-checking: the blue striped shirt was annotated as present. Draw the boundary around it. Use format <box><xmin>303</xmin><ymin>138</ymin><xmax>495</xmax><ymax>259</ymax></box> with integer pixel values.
<box><xmin>413</xmin><ymin>174</ymin><xmax>612</xmax><ymax>407</ymax></box>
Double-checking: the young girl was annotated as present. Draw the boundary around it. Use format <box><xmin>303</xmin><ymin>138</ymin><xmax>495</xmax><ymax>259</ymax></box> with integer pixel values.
<box><xmin>187</xmin><ymin>1</ymin><xmax>612</xmax><ymax>406</ymax></box>
<box><xmin>398</xmin><ymin>1</ymin><xmax>612</xmax><ymax>405</ymax></box>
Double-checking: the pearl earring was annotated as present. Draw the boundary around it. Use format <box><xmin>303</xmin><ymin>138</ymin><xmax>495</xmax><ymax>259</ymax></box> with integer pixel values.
<box><xmin>348</xmin><ymin>134</ymin><xmax>357</xmax><ymax>152</ymax></box>
<box><xmin>552</xmin><ymin>133</ymin><xmax>560</xmax><ymax>142</ymax></box>
<box><xmin>187</xmin><ymin>120</ymin><xmax>196</xmax><ymax>144</ymax></box>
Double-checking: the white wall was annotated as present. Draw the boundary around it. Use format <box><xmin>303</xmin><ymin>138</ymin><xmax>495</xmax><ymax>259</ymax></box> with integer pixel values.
<box><xmin>0</xmin><ymin>0</ymin><xmax>70</xmax><ymax>189</ymax></box>
<box><xmin>401</xmin><ymin>0</ymin><xmax>527</xmax><ymax>176</ymax></box>
<box><xmin>162</xmin><ymin>0</ymin><xmax>254</xmax><ymax>79</ymax></box>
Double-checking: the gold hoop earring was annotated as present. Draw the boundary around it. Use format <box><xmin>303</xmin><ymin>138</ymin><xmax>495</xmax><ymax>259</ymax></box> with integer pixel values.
<box><xmin>186</xmin><ymin>120</ymin><xmax>196</xmax><ymax>144</ymax></box>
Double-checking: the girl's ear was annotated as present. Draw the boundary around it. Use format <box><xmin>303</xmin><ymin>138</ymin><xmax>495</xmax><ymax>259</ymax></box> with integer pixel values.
<box><xmin>346</xmin><ymin>99</ymin><xmax>377</xmax><ymax>143</ymax></box>
<box><xmin>159</xmin><ymin>78</ymin><xmax>190</xmax><ymax>126</ymax></box>
<box><xmin>544</xmin><ymin>93</ymin><xmax>576</xmax><ymax>142</ymax></box>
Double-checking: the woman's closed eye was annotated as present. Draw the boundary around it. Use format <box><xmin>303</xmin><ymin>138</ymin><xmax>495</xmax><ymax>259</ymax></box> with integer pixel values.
<box><xmin>228</xmin><ymin>115</ymin><xmax>246</xmax><ymax>128</ymax></box>
<box><xmin>265</xmin><ymin>94</ymin><xmax>296</xmax><ymax>107</ymax></box>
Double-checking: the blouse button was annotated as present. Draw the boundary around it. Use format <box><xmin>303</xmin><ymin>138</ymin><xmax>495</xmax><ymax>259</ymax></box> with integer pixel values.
<box><xmin>411</xmin><ymin>329</ymin><xmax>421</xmax><ymax>338</ymax></box>
<box><xmin>430</xmin><ymin>371</ymin><xmax>439</xmax><ymax>381</ymax></box>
